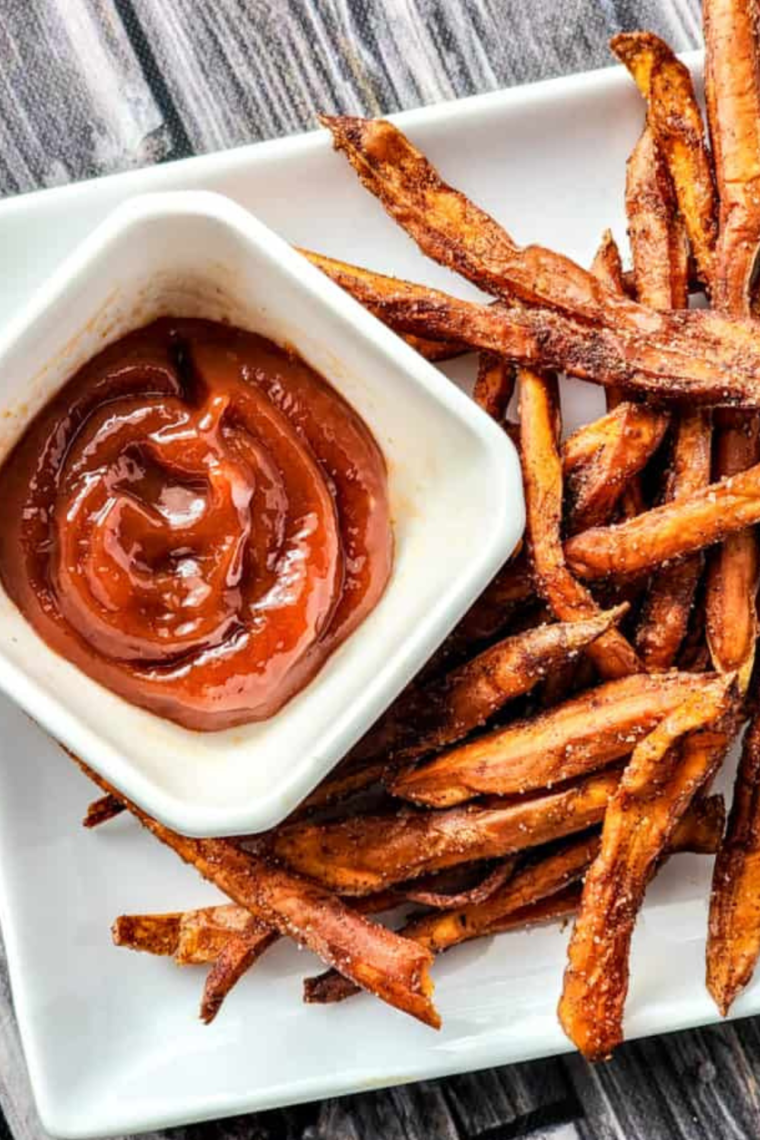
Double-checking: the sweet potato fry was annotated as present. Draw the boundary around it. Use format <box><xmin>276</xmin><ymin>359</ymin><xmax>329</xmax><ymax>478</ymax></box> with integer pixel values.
<box><xmin>112</xmin><ymin>912</ymin><xmax>183</xmax><ymax>956</ymax></box>
<box><xmin>565</xmin><ymin>457</ymin><xmax>760</xmax><ymax>582</ymax></box>
<box><xmin>392</xmin><ymin>671</ymin><xmax>718</xmax><ymax>808</ymax></box>
<box><xmin>339</xmin><ymin>604</ymin><xmax>628</xmax><ymax>771</ymax></box>
<box><xmin>83</xmin><ymin>793</ymin><xmax>125</xmax><ymax>828</ymax></box>
<box><xmin>635</xmin><ymin>407</ymin><xmax>712</xmax><ymax>668</ymax></box>
<box><xmin>299</xmin><ymin>248</ymin><xmax>470</xmax><ymax>360</ymax></box>
<box><xmin>703</xmin><ymin>0</ymin><xmax>760</xmax><ymax>310</ymax></box>
<box><xmin>303</xmin><ymin>796</ymin><xmax>725</xmax><ymax>1005</ymax></box>
<box><xmin>558</xmin><ymin>675</ymin><xmax>735</xmax><ymax>1060</ymax></box>
<box><xmin>311</xmin><ymin>252</ymin><xmax>760</xmax><ymax>407</ymax></box>
<box><xmin>702</xmin><ymin>0</ymin><xmax>760</xmax><ymax>687</ymax></box>
<box><xmin>589</xmin><ymin>229</ymin><xmax>651</xmax><ymax>518</ymax></box>
<box><xmin>624</xmin><ymin>117</ymin><xmax>711</xmax><ymax>669</ymax></box>
<box><xmin>304</xmin><ymin>599</ymin><xmax>623</xmax><ymax>811</ymax></box>
<box><xmin>562</xmin><ymin>402</ymin><xmax>668</xmax><ymax>533</ymax></box>
<box><xmin>79</xmin><ymin>761</ymin><xmax>439</xmax><ymax>1028</ymax></box>
<box><xmin>434</xmin><ymin>552</ymin><xmax>534</xmax><ymax>663</ymax></box>
<box><xmin>590</xmin><ymin>229</ymin><xmax>625</xmax><ymax>294</ymax></box>
<box><xmin>304</xmin><ymin>886</ymin><xmax>585</xmax><ymax>1005</ymax></box>
<box><xmin>321</xmin><ymin>114</ymin><xmax>760</xmax><ymax>407</ymax></box>
<box><xmin>173</xmin><ymin>905</ymin><xmax>274</xmax><ymax>966</ymax></box>
<box><xmin>473</xmin><ymin>353</ymin><xmax>514</xmax><ymax>419</ymax></box>
<box><xmin>518</xmin><ymin>367</ymin><xmax>642</xmax><ymax>679</ymax></box>
<box><xmin>626</xmin><ymin>127</ymin><xmax>689</xmax><ymax>310</ymax></box>
<box><xmin>591</xmin><ymin>230</ymin><xmax>627</xmax><ymax>412</ymax></box>
<box><xmin>270</xmin><ymin>767</ymin><xmax>623</xmax><ymax>895</ymax></box>
<box><xmin>707</xmin><ymin>708</ymin><xmax>760</xmax><ymax>1014</ymax></box>
<box><xmin>199</xmin><ymin>937</ymin><xmax>269</xmax><ymax>1024</ymax></box>
<box><xmin>611</xmin><ymin>31</ymin><xmax>718</xmax><ymax>288</ymax></box>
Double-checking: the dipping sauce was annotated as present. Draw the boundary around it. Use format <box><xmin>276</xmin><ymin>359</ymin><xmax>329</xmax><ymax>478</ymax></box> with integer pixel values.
<box><xmin>0</xmin><ymin>318</ymin><xmax>393</xmax><ymax>730</ymax></box>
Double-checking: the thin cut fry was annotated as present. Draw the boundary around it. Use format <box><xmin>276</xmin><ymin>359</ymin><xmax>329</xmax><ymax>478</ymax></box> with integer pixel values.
<box><xmin>707</xmin><ymin>708</ymin><xmax>760</xmax><ymax>1014</ymax></box>
<box><xmin>590</xmin><ymin>229</ymin><xmax>650</xmax><ymax>519</ymax></box>
<box><xmin>703</xmin><ymin>0</ymin><xmax>760</xmax><ymax>687</ymax></box>
<box><xmin>303</xmin><ymin>795</ymin><xmax>725</xmax><ymax>1005</ymax></box>
<box><xmin>558</xmin><ymin>675</ymin><xmax>735</xmax><ymax>1060</ymax></box>
<box><xmin>200</xmin><ymin>937</ymin><xmax>269</xmax><ymax>1024</ymax></box>
<box><xmin>519</xmin><ymin>367</ymin><xmax>642</xmax><ymax>679</ymax></box>
<box><xmin>565</xmin><ymin>457</ymin><xmax>760</xmax><ymax>582</ymax></box>
<box><xmin>78</xmin><ymin>760</ymin><xmax>439</xmax><ymax>1028</ymax></box>
<box><xmin>269</xmin><ymin>767</ymin><xmax>623</xmax><ymax>895</ymax></box>
<box><xmin>611</xmin><ymin>31</ymin><xmax>718</xmax><ymax>287</ymax></box>
<box><xmin>305</xmin><ymin>886</ymin><xmax>585</xmax><ymax>1005</ymax></box>
<box><xmin>340</xmin><ymin>604</ymin><xmax>628</xmax><ymax>771</ymax></box>
<box><xmin>299</xmin><ymin>248</ymin><xmax>469</xmax><ymax>359</ymax></box>
<box><xmin>591</xmin><ymin>230</ymin><xmax>628</xmax><ymax>413</ymax></box>
<box><xmin>625</xmin><ymin>116</ymin><xmax>711</xmax><ymax>670</ymax></box>
<box><xmin>626</xmin><ymin>127</ymin><xmax>689</xmax><ymax>310</ymax></box>
<box><xmin>392</xmin><ymin>671</ymin><xmax>719</xmax><ymax>808</ymax></box>
<box><xmin>635</xmin><ymin>407</ymin><xmax>711</xmax><ymax>668</ymax></box>
<box><xmin>112</xmin><ymin>912</ymin><xmax>183</xmax><ymax>956</ymax></box>
<box><xmin>173</xmin><ymin>905</ymin><xmax>274</xmax><ymax>966</ymax></box>
<box><xmin>563</xmin><ymin>402</ymin><xmax>668</xmax><ymax>534</ymax></box>
<box><xmin>83</xmin><ymin>793</ymin><xmax>125</xmax><ymax>828</ymax></box>
<box><xmin>321</xmin><ymin>114</ymin><xmax>760</xmax><ymax>407</ymax></box>
<box><xmin>473</xmin><ymin>353</ymin><xmax>514</xmax><ymax>419</ymax></box>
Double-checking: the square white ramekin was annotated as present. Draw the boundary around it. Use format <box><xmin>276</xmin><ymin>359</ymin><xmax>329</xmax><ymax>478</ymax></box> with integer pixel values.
<box><xmin>0</xmin><ymin>190</ymin><xmax>523</xmax><ymax>836</ymax></box>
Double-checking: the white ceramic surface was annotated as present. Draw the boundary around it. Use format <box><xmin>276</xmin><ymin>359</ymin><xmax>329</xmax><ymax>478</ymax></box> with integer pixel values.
<box><xmin>0</xmin><ymin>49</ymin><xmax>747</xmax><ymax>1140</ymax></box>
<box><xmin>0</xmin><ymin>191</ymin><xmax>521</xmax><ymax>838</ymax></box>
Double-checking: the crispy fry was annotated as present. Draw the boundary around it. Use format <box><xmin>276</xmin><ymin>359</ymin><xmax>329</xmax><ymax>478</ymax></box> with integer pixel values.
<box><xmin>705</xmin><ymin>435</ymin><xmax>760</xmax><ymax>686</ymax></box>
<box><xmin>320</xmin><ymin>115</ymin><xmax>760</xmax><ymax>407</ymax></box>
<box><xmin>707</xmin><ymin>708</ymin><xmax>760</xmax><ymax>1014</ymax></box>
<box><xmin>174</xmin><ymin>905</ymin><xmax>274</xmax><ymax>966</ymax></box>
<box><xmin>703</xmin><ymin>0</ymin><xmax>760</xmax><ymax>687</ymax></box>
<box><xmin>79</xmin><ymin>761</ymin><xmax>439</xmax><ymax>1028</ymax></box>
<box><xmin>299</xmin><ymin>248</ymin><xmax>470</xmax><ymax>359</ymax></box>
<box><xmin>112</xmin><ymin>912</ymin><xmax>183</xmax><ymax>956</ymax></box>
<box><xmin>304</xmin><ymin>886</ymin><xmax>585</xmax><ymax>1005</ymax></box>
<box><xmin>558</xmin><ymin>675</ymin><xmax>735</xmax><ymax>1060</ymax></box>
<box><xmin>518</xmin><ymin>367</ymin><xmax>642</xmax><ymax>679</ymax></box>
<box><xmin>270</xmin><ymin>767</ymin><xmax>623</xmax><ymax>895</ymax></box>
<box><xmin>392</xmin><ymin>672</ymin><xmax>717</xmax><ymax>808</ymax></box>
<box><xmin>591</xmin><ymin>229</ymin><xmax>625</xmax><ymax>294</ymax></box>
<box><xmin>636</xmin><ymin>407</ymin><xmax>712</xmax><ymax>668</ymax></box>
<box><xmin>434</xmin><ymin>552</ymin><xmax>534</xmax><ymax>663</ymax></box>
<box><xmin>562</xmin><ymin>403</ymin><xmax>668</xmax><ymax>533</ymax></box>
<box><xmin>590</xmin><ymin>229</ymin><xmax>651</xmax><ymax>519</ymax></box>
<box><xmin>473</xmin><ymin>353</ymin><xmax>514</xmax><ymax>419</ymax></box>
<box><xmin>626</xmin><ymin>127</ymin><xmax>689</xmax><ymax>310</ymax></box>
<box><xmin>303</xmin><ymin>796</ymin><xmax>725</xmax><ymax>1005</ymax></box>
<box><xmin>703</xmin><ymin>0</ymin><xmax>760</xmax><ymax>309</ymax></box>
<box><xmin>339</xmin><ymin>604</ymin><xmax>628</xmax><ymax>771</ymax></box>
<box><xmin>591</xmin><ymin>230</ymin><xmax>627</xmax><ymax>413</ymax></box>
<box><xmin>83</xmin><ymin>793</ymin><xmax>125</xmax><ymax>829</ymax></box>
<box><xmin>565</xmin><ymin>456</ymin><xmax>760</xmax><ymax>582</ymax></box>
<box><xmin>611</xmin><ymin>31</ymin><xmax>718</xmax><ymax>287</ymax></box>
<box><xmin>200</xmin><ymin>937</ymin><xmax>263</xmax><ymax>1024</ymax></box>
<box><xmin>400</xmin><ymin>858</ymin><xmax>517</xmax><ymax>909</ymax></box>
<box><xmin>625</xmin><ymin>116</ymin><xmax>711</xmax><ymax>669</ymax></box>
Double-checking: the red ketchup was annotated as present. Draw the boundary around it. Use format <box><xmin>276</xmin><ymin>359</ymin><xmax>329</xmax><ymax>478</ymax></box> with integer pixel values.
<box><xmin>0</xmin><ymin>318</ymin><xmax>392</xmax><ymax>730</ymax></box>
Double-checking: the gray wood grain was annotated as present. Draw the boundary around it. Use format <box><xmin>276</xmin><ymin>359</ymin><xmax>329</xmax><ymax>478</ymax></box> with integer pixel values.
<box><xmin>1</xmin><ymin>2</ymin><xmax>755</xmax><ymax>1140</ymax></box>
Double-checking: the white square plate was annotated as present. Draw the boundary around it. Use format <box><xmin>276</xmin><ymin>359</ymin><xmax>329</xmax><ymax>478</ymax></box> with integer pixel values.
<box><xmin>1</xmin><ymin>50</ymin><xmax>747</xmax><ymax>1140</ymax></box>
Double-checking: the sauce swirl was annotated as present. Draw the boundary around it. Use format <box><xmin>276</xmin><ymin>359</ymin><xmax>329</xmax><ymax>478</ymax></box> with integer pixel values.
<box><xmin>0</xmin><ymin>318</ymin><xmax>392</xmax><ymax>730</ymax></box>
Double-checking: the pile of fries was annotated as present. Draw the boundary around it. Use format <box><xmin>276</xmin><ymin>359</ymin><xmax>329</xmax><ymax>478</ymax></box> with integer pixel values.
<box><xmin>71</xmin><ymin>2</ymin><xmax>760</xmax><ymax>1061</ymax></box>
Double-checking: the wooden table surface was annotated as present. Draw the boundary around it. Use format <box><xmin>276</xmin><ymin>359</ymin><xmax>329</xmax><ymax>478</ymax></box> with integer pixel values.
<box><xmin>1</xmin><ymin>1</ymin><xmax>758</xmax><ymax>1138</ymax></box>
